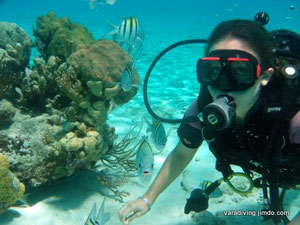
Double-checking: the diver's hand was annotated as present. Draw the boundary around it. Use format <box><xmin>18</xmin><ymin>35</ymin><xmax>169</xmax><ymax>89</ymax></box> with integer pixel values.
<box><xmin>118</xmin><ymin>198</ymin><xmax>150</xmax><ymax>225</ymax></box>
<box><xmin>261</xmin><ymin>68</ymin><xmax>274</xmax><ymax>86</ymax></box>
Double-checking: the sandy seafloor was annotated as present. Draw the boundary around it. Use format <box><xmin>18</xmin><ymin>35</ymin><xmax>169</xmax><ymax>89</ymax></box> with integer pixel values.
<box><xmin>0</xmin><ymin>0</ymin><xmax>300</xmax><ymax>224</ymax></box>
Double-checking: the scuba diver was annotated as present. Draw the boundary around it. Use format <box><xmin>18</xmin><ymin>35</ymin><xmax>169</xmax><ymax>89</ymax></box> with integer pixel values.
<box><xmin>118</xmin><ymin>18</ymin><xmax>300</xmax><ymax>225</ymax></box>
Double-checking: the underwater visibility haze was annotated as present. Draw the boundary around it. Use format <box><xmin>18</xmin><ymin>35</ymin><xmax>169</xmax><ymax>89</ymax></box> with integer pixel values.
<box><xmin>0</xmin><ymin>0</ymin><xmax>299</xmax><ymax>225</ymax></box>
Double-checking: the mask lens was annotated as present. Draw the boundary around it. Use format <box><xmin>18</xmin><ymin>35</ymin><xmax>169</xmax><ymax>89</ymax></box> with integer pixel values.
<box><xmin>197</xmin><ymin>50</ymin><xmax>261</xmax><ymax>91</ymax></box>
<box><xmin>231</xmin><ymin>61</ymin><xmax>255</xmax><ymax>85</ymax></box>
<box><xmin>199</xmin><ymin>60</ymin><xmax>221</xmax><ymax>82</ymax></box>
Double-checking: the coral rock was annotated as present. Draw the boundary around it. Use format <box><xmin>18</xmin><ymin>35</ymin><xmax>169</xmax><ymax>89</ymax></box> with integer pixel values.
<box><xmin>0</xmin><ymin>99</ymin><xmax>16</xmax><ymax>124</ymax></box>
<box><xmin>104</xmin><ymin>84</ymin><xmax>121</xmax><ymax>98</ymax></box>
<box><xmin>0</xmin><ymin>22</ymin><xmax>32</xmax><ymax>69</ymax></box>
<box><xmin>0</xmin><ymin>153</ymin><xmax>25</xmax><ymax>213</ymax></box>
<box><xmin>0</xmin><ymin>22</ymin><xmax>32</xmax><ymax>98</ymax></box>
<box><xmin>66</xmin><ymin>136</ymin><xmax>84</xmax><ymax>152</ymax></box>
<box><xmin>34</xmin><ymin>12</ymin><xmax>94</xmax><ymax>61</ymax></box>
<box><xmin>65</xmin><ymin>39</ymin><xmax>139</xmax><ymax>105</ymax></box>
<box><xmin>86</xmin><ymin>80</ymin><xmax>103</xmax><ymax>97</ymax></box>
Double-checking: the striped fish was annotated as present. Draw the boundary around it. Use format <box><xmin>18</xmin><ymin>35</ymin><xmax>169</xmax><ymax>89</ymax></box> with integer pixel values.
<box><xmin>114</xmin><ymin>16</ymin><xmax>142</xmax><ymax>43</ymax></box>
<box><xmin>200</xmin><ymin>180</ymin><xmax>223</xmax><ymax>198</ymax></box>
<box><xmin>105</xmin><ymin>16</ymin><xmax>145</xmax><ymax>56</ymax></box>
<box><xmin>145</xmin><ymin>117</ymin><xmax>167</xmax><ymax>151</ymax></box>
<box><xmin>120</xmin><ymin>63</ymin><xmax>139</xmax><ymax>92</ymax></box>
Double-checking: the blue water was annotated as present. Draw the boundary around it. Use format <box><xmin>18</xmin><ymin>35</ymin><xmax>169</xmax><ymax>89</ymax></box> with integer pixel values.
<box><xmin>0</xmin><ymin>0</ymin><xmax>300</xmax><ymax>224</ymax></box>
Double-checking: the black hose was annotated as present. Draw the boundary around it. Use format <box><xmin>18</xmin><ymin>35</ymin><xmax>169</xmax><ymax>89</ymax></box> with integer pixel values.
<box><xmin>143</xmin><ymin>39</ymin><xmax>207</xmax><ymax>124</ymax></box>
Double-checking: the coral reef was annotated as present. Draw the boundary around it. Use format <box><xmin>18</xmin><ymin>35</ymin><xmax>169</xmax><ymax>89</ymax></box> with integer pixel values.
<box><xmin>0</xmin><ymin>22</ymin><xmax>32</xmax><ymax>69</ymax></box>
<box><xmin>0</xmin><ymin>153</ymin><xmax>25</xmax><ymax>213</ymax></box>
<box><xmin>19</xmin><ymin>56</ymin><xmax>64</xmax><ymax>111</ymax></box>
<box><xmin>56</xmin><ymin>39</ymin><xmax>140</xmax><ymax>130</ymax></box>
<box><xmin>34</xmin><ymin>12</ymin><xmax>94</xmax><ymax>61</ymax></box>
<box><xmin>0</xmin><ymin>12</ymin><xmax>140</xmax><ymax>192</ymax></box>
<box><xmin>0</xmin><ymin>99</ymin><xmax>16</xmax><ymax>124</ymax></box>
<box><xmin>0</xmin><ymin>22</ymin><xmax>32</xmax><ymax>98</ymax></box>
<box><xmin>0</xmin><ymin>111</ymin><xmax>117</xmax><ymax>187</ymax></box>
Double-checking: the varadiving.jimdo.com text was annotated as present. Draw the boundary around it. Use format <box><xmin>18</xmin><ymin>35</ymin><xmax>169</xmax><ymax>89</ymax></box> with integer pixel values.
<box><xmin>223</xmin><ymin>210</ymin><xmax>290</xmax><ymax>217</ymax></box>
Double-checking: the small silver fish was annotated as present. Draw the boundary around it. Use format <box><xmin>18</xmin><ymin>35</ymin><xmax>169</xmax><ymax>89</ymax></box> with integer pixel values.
<box><xmin>89</xmin><ymin>0</ymin><xmax>115</xmax><ymax>10</ymax></box>
<box><xmin>200</xmin><ymin>180</ymin><xmax>222</xmax><ymax>198</ymax></box>
<box><xmin>145</xmin><ymin>117</ymin><xmax>167</xmax><ymax>151</ymax></box>
<box><xmin>106</xmin><ymin>0</ymin><xmax>116</xmax><ymax>5</ymax></box>
<box><xmin>120</xmin><ymin>64</ymin><xmax>139</xmax><ymax>92</ymax></box>
<box><xmin>89</xmin><ymin>0</ymin><xmax>98</xmax><ymax>9</ymax></box>
<box><xmin>84</xmin><ymin>198</ymin><xmax>111</xmax><ymax>225</ymax></box>
<box><xmin>136</xmin><ymin>136</ymin><xmax>154</xmax><ymax>184</ymax></box>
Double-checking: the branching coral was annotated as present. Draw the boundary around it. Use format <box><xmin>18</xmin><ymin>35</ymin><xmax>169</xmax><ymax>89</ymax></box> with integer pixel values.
<box><xmin>100</xmin><ymin>123</ymin><xmax>143</xmax><ymax>173</ymax></box>
<box><xmin>91</xmin><ymin>124</ymin><xmax>144</xmax><ymax>201</ymax></box>
<box><xmin>93</xmin><ymin>168</ymin><xmax>130</xmax><ymax>202</ymax></box>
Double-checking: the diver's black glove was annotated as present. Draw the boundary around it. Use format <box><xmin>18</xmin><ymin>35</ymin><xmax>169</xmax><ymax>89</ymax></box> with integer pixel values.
<box><xmin>184</xmin><ymin>189</ymin><xmax>209</xmax><ymax>214</ymax></box>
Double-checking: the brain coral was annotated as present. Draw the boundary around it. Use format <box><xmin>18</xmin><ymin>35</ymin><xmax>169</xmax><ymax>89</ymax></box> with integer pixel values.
<box><xmin>65</xmin><ymin>39</ymin><xmax>140</xmax><ymax>104</ymax></box>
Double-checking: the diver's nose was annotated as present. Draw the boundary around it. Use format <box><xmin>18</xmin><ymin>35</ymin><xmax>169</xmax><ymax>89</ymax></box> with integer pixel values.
<box><xmin>217</xmin><ymin>72</ymin><xmax>233</xmax><ymax>91</ymax></box>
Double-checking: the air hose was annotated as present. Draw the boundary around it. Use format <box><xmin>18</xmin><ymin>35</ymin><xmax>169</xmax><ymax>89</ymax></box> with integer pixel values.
<box><xmin>143</xmin><ymin>39</ymin><xmax>207</xmax><ymax>124</ymax></box>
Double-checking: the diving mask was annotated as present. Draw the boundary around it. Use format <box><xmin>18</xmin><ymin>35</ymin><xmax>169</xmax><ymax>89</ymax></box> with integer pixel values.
<box><xmin>197</xmin><ymin>50</ymin><xmax>261</xmax><ymax>91</ymax></box>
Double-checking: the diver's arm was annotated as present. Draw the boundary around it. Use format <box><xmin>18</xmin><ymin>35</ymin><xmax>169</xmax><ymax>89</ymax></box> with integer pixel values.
<box><xmin>144</xmin><ymin>140</ymin><xmax>198</xmax><ymax>205</ymax></box>
<box><xmin>118</xmin><ymin>140</ymin><xmax>198</xmax><ymax>225</ymax></box>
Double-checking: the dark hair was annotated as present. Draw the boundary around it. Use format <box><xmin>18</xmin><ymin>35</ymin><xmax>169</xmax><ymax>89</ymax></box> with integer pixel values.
<box><xmin>205</xmin><ymin>19</ymin><xmax>274</xmax><ymax>68</ymax></box>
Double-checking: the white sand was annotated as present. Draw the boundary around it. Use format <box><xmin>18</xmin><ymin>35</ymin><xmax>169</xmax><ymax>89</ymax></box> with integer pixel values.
<box><xmin>0</xmin><ymin>124</ymin><xmax>299</xmax><ymax>225</ymax></box>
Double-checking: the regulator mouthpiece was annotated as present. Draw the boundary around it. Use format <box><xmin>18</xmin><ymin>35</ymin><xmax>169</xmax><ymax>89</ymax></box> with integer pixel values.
<box><xmin>201</xmin><ymin>95</ymin><xmax>236</xmax><ymax>131</ymax></box>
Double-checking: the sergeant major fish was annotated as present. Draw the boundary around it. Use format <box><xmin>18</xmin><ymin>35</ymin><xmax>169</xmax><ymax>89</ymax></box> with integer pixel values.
<box><xmin>136</xmin><ymin>136</ymin><xmax>154</xmax><ymax>184</ymax></box>
<box><xmin>105</xmin><ymin>16</ymin><xmax>145</xmax><ymax>56</ymax></box>
<box><xmin>84</xmin><ymin>197</ymin><xmax>110</xmax><ymax>225</ymax></box>
<box><xmin>144</xmin><ymin>117</ymin><xmax>167</xmax><ymax>152</ymax></box>
<box><xmin>200</xmin><ymin>180</ymin><xmax>223</xmax><ymax>198</ymax></box>
<box><xmin>120</xmin><ymin>63</ymin><xmax>139</xmax><ymax>92</ymax></box>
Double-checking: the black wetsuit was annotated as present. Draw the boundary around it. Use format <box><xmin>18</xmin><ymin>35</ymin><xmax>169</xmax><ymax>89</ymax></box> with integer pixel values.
<box><xmin>177</xmin><ymin>85</ymin><xmax>300</xmax><ymax>187</ymax></box>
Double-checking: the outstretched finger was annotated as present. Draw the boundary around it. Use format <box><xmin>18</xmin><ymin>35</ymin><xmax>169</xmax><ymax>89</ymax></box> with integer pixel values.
<box><xmin>126</xmin><ymin>210</ymin><xmax>146</xmax><ymax>223</ymax></box>
<box><xmin>118</xmin><ymin>204</ymin><xmax>132</xmax><ymax>224</ymax></box>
